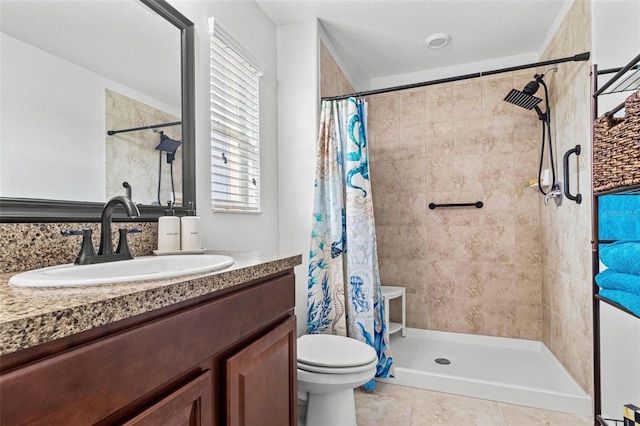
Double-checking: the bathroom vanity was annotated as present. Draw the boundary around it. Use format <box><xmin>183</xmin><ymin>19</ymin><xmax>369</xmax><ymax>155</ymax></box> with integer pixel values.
<box><xmin>0</xmin><ymin>252</ymin><xmax>300</xmax><ymax>425</ymax></box>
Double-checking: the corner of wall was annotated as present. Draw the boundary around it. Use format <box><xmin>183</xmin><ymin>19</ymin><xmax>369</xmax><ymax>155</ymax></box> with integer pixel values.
<box><xmin>275</xmin><ymin>17</ymin><xmax>321</xmax><ymax>336</ymax></box>
<box><xmin>536</xmin><ymin>0</ymin><xmax>575</xmax><ymax>60</ymax></box>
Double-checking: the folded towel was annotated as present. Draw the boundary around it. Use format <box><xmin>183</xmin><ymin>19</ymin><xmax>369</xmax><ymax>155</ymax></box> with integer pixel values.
<box><xmin>599</xmin><ymin>240</ymin><xmax>640</xmax><ymax>275</ymax></box>
<box><xmin>598</xmin><ymin>195</ymin><xmax>640</xmax><ymax>241</ymax></box>
<box><xmin>598</xmin><ymin>289</ymin><xmax>640</xmax><ymax>317</ymax></box>
<box><xmin>595</xmin><ymin>269</ymin><xmax>640</xmax><ymax>296</ymax></box>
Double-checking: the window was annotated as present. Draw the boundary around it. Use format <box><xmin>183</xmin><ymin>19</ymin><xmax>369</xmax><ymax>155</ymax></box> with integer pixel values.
<box><xmin>209</xmin><ymin>19</ymin><xmax>261</xmax><ymax>212</ymax></box>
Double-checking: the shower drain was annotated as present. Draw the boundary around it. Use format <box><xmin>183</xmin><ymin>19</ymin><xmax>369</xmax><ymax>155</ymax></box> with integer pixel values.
<box><xmin>434</xmin><ymin>358</ymin><xmax>451</xmax><ymax>365</ymax></box>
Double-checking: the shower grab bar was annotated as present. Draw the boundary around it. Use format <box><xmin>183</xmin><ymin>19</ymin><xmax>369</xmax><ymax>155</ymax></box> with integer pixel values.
<box><xmin>563</xmin><ymin>144</ymin><xmax>582</xmax><ymax>204</ymax></box>
<box><xmin>428</xmin><ymin>201</ymin><xmax>483</xmax><ymax>210</ymax></box>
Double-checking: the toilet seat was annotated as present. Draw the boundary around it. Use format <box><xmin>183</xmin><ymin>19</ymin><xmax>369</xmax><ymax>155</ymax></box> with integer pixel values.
<box><xmin>297</xmin><ymin>334</ymin><xmax>377</xmax><ymax>369</ymax></box>
<box><xmin>298</xmin><ymin>357</ymin><xmax>378</xmax><ymax>374</ymax></box>
<box><xmin>297</xmin><ymin>334</ymin><xmax>379</xmax><ymax>426</ymax></box>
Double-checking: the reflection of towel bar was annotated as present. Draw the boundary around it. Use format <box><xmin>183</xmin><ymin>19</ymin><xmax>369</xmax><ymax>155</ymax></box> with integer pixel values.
<box><xmin>428</xmin><ymin>201</ymin><xmax>483</xmax><ymax>209</ymax></box>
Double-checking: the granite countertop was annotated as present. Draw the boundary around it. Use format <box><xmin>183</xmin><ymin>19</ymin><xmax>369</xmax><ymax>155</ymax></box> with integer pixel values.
<box><xmin>0</xmin><ymin>251</ymin><xmax>301</xmax><ymax>356</ymax></box>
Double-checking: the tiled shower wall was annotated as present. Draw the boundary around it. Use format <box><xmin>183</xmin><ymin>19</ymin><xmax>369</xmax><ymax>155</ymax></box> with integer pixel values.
<box><xmin>539</xmin><ymin>0</ymin><xmax>593</xmax><ymax>396</ymax></box>
<box><xmin>366</xmin><ymin>76</ymin><xmax>542</xmax><ymax>339</ymax></box>
<box><xmin>318</xmin><ymin>0</ymin><xmax>593</xmax><ymax>397</ymax></box>
<box><xmin>320</xmin><ymin>42</ymin><xmax>355</xmax><ymax>98</ymax></box>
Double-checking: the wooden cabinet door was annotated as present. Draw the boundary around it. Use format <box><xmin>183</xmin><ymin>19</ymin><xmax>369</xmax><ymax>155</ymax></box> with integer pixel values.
<box><xmin>123</xmin><ymin>370</ymin><xmax>213</xmax><ymax>426</ymax></box>
<box><xmin>226</xmin><ymin>316</ymin><xmax>297</xmax><ymax>426</ymax></box>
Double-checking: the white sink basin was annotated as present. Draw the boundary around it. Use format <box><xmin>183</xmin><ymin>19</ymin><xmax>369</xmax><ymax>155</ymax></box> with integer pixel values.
<box><xmin>9</xmin><ymin>255</ymin><xmax>234</xmax><ymax>288</ymax></box>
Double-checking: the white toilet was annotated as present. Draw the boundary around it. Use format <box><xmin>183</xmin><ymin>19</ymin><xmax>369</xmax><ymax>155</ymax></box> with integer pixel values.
<box><xmin>297</xmin><ymin>334</ymin><xmax>378</xmax><ymax>426</ymax></box>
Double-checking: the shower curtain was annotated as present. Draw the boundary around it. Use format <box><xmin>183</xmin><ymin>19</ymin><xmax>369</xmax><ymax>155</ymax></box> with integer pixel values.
<box><xmin>307</xmin><ymin>97</ymin><xmax>393</xmax><ymax>388</ymax></box>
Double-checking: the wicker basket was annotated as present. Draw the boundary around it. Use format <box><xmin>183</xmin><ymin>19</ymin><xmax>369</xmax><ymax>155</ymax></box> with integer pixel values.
<box><xmin>593</xmin><ymin>90</ymin><xmax>640</xmax><ymax>193</ymax></box>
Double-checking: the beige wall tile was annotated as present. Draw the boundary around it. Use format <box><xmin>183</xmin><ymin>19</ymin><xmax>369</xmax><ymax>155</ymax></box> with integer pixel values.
<box><xmin>370</xmin><ymin>69</ymin><xmax>541</xmax><ymax>340</ymax></box>
<box><xmin>398</xmin><ymin>89</ymin><xmax>426</xmax><ymax>127</ymax></box>
<box><xmin>319</xmin><ymin>42</ymin><xmax>355</xmax><ymax>99</ymax></box>
<box><xmin>483</xmin><ymin>75</ymin><xmax>516</xmax><ymax>117</ymax></box>
<box><xmin>483</xmin><ymin>114</ymin><xmax>515</xmax><ymax>154</ymax></box>
<box><xmin>453</xmin><ymin>118</ymin><xmax>484</xmax><ymax>155</ymax></box>
<box><xmin>425</xmin><ymin>121</ymin><xmax>454</xmax><ymax>157</ymax></box>
<box><xmin>369</xmin><ymin>126</ymin><xmax>399</xmax><ymax>162</ymax></box>
<box><xmin>425</xmin><ymin>83</ymin><xmax>453</xmax><ymax>123</ymax></box>
<box><xmin>452</xmin><ymin>79</ymin><xmax>482</xmax><ymax>121</ymax></box>
<box><xmin>399</xmin><ymin>124</ymin><xmax>427</xmax><ymax>159</ymax></box>
<box><xmin>485</xmin><ymin>299</ymin><xmax>517</xmax><ymax>337</ymax></box>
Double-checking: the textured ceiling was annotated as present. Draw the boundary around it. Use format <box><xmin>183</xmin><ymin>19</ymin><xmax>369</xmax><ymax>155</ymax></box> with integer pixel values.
<box><xmin>256</xmin><ymin>0</ymin><xmax>570</xmax><ymax>85</ymax></box>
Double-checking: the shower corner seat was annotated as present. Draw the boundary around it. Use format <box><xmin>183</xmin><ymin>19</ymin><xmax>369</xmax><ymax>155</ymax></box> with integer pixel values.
<box><xmin>381</xmin><ymin>285</ymin><xmax>406</xmax><ymax>338</ymax></box>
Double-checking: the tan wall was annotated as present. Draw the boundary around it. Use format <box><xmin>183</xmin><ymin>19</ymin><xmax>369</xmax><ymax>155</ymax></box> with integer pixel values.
<box><xmin>366</xmin><ymin>75</ymin><xmax>542</xmax><ymax>340</ymax></box>
<box><xmin>539</xmin><ymin>0</ymin><xmax>593</xmax><ymax>396</ymax></box>
<box><xmin>320</xmin><ymin>42</ymin><xmax>355</xmax><ymax>99</ymax></box>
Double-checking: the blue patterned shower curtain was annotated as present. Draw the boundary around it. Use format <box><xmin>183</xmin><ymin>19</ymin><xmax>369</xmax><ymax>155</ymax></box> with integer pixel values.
<box><xmin>307</xmin><ymin>97</ymin><xmax>393</xmax><ymax>388</ymax></box>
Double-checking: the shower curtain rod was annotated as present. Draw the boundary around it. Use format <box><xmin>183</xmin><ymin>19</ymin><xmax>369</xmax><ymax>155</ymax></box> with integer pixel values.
<box><xmin>107</xmin><ymin>121</ymin><xmax>181</xmax><ymax>136</ymax></box>
<box><xmin>321</xmin><ymin>52</ymin><xmax>590</xmax><ymax>102</ymax></box>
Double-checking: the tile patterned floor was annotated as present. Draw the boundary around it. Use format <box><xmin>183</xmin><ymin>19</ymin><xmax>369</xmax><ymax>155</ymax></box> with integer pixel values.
<box><xmin>355</xmin><ymin>382</ymin><xmax>594</xmax><ymax>426</ymax></box>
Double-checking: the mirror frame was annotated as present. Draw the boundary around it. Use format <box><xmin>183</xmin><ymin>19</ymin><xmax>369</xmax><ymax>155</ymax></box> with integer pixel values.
<box><xmin>0</xmin><ymin>0</ymin><xmax>195</xmax><ymax>223</ymax></box>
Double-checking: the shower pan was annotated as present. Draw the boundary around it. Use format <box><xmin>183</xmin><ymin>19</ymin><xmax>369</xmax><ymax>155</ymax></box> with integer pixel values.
<box><xmin>379</xmin><ymin>328</ymin><xmax>592</xmax><ymax>416</ymax></box>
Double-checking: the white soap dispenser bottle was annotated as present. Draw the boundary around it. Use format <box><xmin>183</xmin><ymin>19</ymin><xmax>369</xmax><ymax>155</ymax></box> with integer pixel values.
<box><xmin>157</xmin><ymin>200</ymin><xmax>181</xmax><ymax>252</ymax></box>
<box><xmin>181</xmin><ymin>202</ymin><xmax>201</xmax><ymax>251</ymax></box>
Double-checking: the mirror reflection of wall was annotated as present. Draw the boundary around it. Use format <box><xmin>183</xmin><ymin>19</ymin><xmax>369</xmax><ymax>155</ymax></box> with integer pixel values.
<box><xmin>0</xmin><ymin>0</ymin><xmax>180</xmax><ymax>204</ymax></box>
<box><xmin>106</xmin><ymin>90</ymin><xmax>182</xmax><ymax>206</ymax></box>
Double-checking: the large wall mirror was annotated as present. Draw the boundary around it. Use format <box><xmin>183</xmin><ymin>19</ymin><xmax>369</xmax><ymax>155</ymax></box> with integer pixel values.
<box><xmin>0</xmin><ymin>0</ymin><xmax>195</xmax><ymax>221</ymax></box>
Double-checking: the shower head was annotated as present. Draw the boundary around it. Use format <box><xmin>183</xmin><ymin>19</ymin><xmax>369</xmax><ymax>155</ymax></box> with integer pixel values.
<box><xmin>504</xmin><ymin>88</ymin><xmax>543</xmax><ymax>110</ymax></box>
<box><xmin>155</xmin><ymin>132</ymin><xmax>182</xmax><ymax>154</ymax></box>
<box><xmin>504</xmin><ymin>72</ymin><xmax>548</xmax><ymax>111</ymax></box>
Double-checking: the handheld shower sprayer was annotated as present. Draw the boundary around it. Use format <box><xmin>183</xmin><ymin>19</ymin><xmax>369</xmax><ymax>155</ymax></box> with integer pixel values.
<box><xmin>504</xmin><ymin>67</ymin><xmax>558</xmax><ymax>197</ymax></box>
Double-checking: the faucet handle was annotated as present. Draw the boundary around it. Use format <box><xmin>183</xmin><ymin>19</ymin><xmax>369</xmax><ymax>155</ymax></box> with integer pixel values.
<box><xmin>115</xmin><ymin>227</ymin><xmax>142</xmax><ymax>256</ymax></box>
<box><xmin>61</xmin><ymin>229</ymin><xmax>86</xmax><ymax>236</ymax></box>
<box><xmin>62</xmin><ymin>228</ymin><xmax>97</xmax><ymax>265</ymax></box>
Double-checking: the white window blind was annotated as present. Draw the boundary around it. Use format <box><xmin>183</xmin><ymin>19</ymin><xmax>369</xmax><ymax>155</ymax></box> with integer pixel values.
<box><xmin>209</xmin><ymin>22</ymin><xmax>261</xmax><ymax>212</ymax></box>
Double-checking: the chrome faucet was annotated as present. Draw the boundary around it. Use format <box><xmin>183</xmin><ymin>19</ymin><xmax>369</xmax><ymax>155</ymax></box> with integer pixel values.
<box><xmin>62</xmin><ymin>195</ymin><xmax>141</xmax><ymax>265</ymax></box>
<box><xmin>99</xmin><ymin>196</ymin><xmax>140</xmax><ymax>255</ymax></box>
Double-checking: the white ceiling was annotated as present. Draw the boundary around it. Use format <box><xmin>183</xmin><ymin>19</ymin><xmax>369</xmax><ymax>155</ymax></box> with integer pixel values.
<box><xmin>255</xmin><ymin>0</ymin><xmax>570</xmax><ymax>87</ymax></box>
<box><xmin>1</xmin><ymin>0</ymin><xmax>570</xmax><ymax>102</ymax></box>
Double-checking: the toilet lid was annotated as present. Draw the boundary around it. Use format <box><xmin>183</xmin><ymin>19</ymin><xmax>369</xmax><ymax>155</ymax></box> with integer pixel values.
<box><xmin>297</xmin><ymin>334</ymin><xmax>378</xmax><ymax>368</ymax></box>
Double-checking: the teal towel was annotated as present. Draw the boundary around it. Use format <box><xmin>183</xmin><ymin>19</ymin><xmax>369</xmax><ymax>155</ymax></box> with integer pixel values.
<box><xmin>596</xmin><ymin>269</ymin><xmax>640</xmax><ymax>296</ymax></box>
<box><xmin>598</xmin><ymin>289</ymin><xmax>640</xmax><ymax>316</ymax></box>
<box><xmin>599</xmin><ymin>240</ymin><xmax>640</xmax><ymax>275</ymax></box>
<box><xmin>598</xmin><ymin>195</ymin><xmax>640</xmax><ymax>241</ymax></box>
